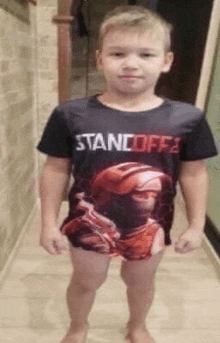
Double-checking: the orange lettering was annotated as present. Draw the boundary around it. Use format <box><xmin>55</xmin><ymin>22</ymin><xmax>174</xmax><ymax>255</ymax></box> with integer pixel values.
<box><xmin>147</xmin><ymin>135</ymin><xmax>160</xmax><ymax>153</ymax></box>
<box><xmin>170</xmin><ymin>137</ymin><xmax>181</xmax><ymax>153</ymax></box>
<box><xmin>132</xmin><ymin>135</ymin><xmax>148</xmax><ymax>152</ymax></box>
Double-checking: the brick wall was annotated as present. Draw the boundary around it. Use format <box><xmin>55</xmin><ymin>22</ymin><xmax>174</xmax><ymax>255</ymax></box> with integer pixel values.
<box><xmin>36</xmin><ymin>0</ymin><xmax>58</xmax><ymax>172</ymax></box>
<box><xmin>0</xmin><ymin>0</ymin><xmax>59</xmax><ymax>279</ymax></box>
<box><xmin>0</xmin><ymin>1</ymin><xmax>38</xmax><ymax>276</ymax></box>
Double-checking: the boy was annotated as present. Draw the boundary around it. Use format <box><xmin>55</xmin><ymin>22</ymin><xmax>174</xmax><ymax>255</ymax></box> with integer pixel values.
<box><xmin>37</xmin><ymin>6</ymin><xmax>218</xmax><ymax>343</ymax></box>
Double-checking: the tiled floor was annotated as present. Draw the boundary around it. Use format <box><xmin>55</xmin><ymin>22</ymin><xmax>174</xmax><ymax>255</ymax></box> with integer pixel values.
<box><xmin>1</xmin><ymin>195</ymin><xmax>220</xmax><ymax>343</ymax></box>
<box><xmin>1</xmin><ymin>1</ymin><xmax>220</xmax><ymax>342</ymax></box>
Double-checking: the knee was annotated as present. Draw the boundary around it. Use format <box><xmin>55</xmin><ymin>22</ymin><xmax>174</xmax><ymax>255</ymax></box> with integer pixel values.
<box><xmin>121</xmin><ymin>273</ymin><xmax>151</xmax><ymax>290</ymax></box>
<box><xmin>120</xmin><ymin>266</ymin><xmax>142</xmax><ymax>289</ymax></box>
<box><xmin>71</xmin><ymin>270</ymin><xmax>108</xmax><ymax>292</ymax></box>
<box><xmin>120</xmin><ymin>262</ymin><xmax>155</xmax><ymax>291</ymax></box>
<box><xmin>121</xmin><ymin>274</ymin><xmax>154</xmax><ymax>296</ymax></box>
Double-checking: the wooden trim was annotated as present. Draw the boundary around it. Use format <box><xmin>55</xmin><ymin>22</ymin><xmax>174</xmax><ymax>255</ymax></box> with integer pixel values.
<box><xmin>58</xmin><ymin>0</ymin><xmax>72</xmax><ymax>15</ymax></box>
<box><xmin>58</xmin><ymin>24</ymin><xmax>72</xmax><ymax>104</ymax></box>
<box><xmin>195</xmin><ymin>0</ymin><xmax>220</xmax><ymax>110</ymax></box>
<box><xmin>53</xmin><ymin>0</ymin><xmax>74</xmax><ymax>104</ymax></box>
<box><xmin>29</xmin><ymin>0</ymin><xmax>37</xmax><ymax>5</ymax></box>
<box><xmin>52</xmin><ymin>15</ymin><xmax>75</xmax><ymax>24</ymax></box>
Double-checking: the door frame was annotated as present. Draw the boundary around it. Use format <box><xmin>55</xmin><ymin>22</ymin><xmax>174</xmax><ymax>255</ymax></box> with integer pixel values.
<box><xmin>53</xmin><ymin>0</ymin><xmax>75</xmax><ymax>104</ymax></box>
<box><xmin>196</xmin><ymin>0</ymin><xmax>220</xmax><ymax>111</ymax></box>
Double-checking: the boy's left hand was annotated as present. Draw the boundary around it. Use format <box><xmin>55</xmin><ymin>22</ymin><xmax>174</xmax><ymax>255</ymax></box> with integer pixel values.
<box><xmin>174</xmin><ymin>227</ymin><xmax>204</xmax><ymax>254</ymax></box>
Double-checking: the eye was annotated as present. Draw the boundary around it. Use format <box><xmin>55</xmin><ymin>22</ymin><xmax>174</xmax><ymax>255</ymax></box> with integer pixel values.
<box><xmin>141</xmin><ymin>53</ymin><xmax>154</xmax><ymax>58</ymax></box>
<box><xmin>111</xmin><ymin>53</ymin><xmax>124</xmax><ymax>57</ymax></box>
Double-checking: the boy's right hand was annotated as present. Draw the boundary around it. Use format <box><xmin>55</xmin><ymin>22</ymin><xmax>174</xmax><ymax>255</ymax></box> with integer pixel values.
<box><xmin>40</xmin><ymin>227</ymin><xmax>69</xmax><ymax>255</ymax></box>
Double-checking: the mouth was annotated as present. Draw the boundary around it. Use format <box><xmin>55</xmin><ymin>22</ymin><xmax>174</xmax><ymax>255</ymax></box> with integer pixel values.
<box><xmin>119</xmin><ymin>75</ymin><xmax>143</xmax><ymax>83</ymax></box>
<box><xmin>120</xmin><ymin>75</ymin><xmax>141</xmax><ymax>79</ymax></box>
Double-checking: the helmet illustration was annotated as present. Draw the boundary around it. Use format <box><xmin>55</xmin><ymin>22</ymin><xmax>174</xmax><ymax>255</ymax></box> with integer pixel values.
<box><xmin>92</xmin><ymin>162</ymin><xmax>166</xmax><ymax>196</ymax></box>
<box><xmin>91</xmin><ymin>163</ymin><xmax>172</xmax><ymax>230</ymax></box>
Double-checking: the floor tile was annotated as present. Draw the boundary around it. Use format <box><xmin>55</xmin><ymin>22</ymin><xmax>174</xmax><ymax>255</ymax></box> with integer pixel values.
<box><xmin>8</xmin><ymin>254</ymin><xmax>72</xmax><ymax>275</ymax></box>
<box><xmin>0</xmin><ymin>329</ymin><xmax>66</xmax><ymax>343</ymax></box>
<box><xmin>0</xmin><ymin>296</ymin><xmax>68</xmax><ymax>329</ymax></box>
<box><xmin>150</xmin><ymin>328</ymin><xmax>220</xmax><ymax>343</ymax></box>
<box><xmin>1</xmin><ymin>273</ymin><xmax>70</xmax><ymax>298</ymax></box>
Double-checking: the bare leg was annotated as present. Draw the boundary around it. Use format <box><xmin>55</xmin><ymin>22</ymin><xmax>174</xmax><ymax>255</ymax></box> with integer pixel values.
<box><xmin>121</xmin><ymin>249</ymin><xmax>165</xmax><ymax>343</ymax></box>
<box><xmin>60</xmin><ymin>278</ymin><xmax>95</xmax><ymax>343</ymax></box>
<box><xmin>61</xmin><ymin>246</ymin><xmax>111</xmax><ymax>343</ymax></box>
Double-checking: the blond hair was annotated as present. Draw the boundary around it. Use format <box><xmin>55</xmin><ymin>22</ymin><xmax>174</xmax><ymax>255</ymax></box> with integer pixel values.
<box><xmin>98</xmin><ymin>6</ymin><xmax>173</xmax><ymax>52</ymax></box>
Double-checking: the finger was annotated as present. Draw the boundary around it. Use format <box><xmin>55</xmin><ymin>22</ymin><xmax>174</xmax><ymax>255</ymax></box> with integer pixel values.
<box><xmin>57</xmin><ymin>238</ymin><xmax>70</xmax><ymax>255</ymax></box>
<box><xmin>44</xmin><ymin>238</ymin><xmax>61</xmax><ymax>254</ymax></box>
<box><xmin>175</xmin><ymin>240</ymin><xmax>189</xmax><ymax>253</ymax></box>
<box><xmin>53</xmin><ymin>241</ymin><xmax>63</xmax><ymax>254</ymax></box>
<box><xmin>182</xmin><ymin>242</ymin><xmax>194</xmax><ymax>253</ymax></box>
<box><xmin>175</xmin><ymin>239</ymin><xmax>187</xmax><ymax>249</ymax></box>
<box><xmin>59</xmin><ymin>248</ymin><xmax>69</xmax><ymax>255</ymax></box>
<box><xmin>176</xmin><ymin>242</ymin><xmax>193</xmax><ymax>254</ymax></box>
<box><xmin>43</xmin><ymin>243</ymin><xmax>59</xmax><ymax>255</ymax></box>
<box><xmin>53</xmin><ymin>237</ymin><xmax>69</xmax><ymax>255</ymax></box>
<box><xmin>39</xmin><ymin>236</ymin><xmax>59</xmax><ymax>255</ymax></box>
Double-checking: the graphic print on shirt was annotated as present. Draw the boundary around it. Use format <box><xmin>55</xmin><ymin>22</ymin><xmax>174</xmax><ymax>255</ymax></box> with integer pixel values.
<box><xmin>37</xmin><ymin>96</ymin><xmax>218</xmax><ymax>259</ymax></box>
<box><xmin>61</xmin><ymin>162</ymin><xmax>174</xmax><ymax>260</ymax></box>
<box><xmin>75</xmin><ymin>132</ymin><xmax>181</xmax><ymax>153</ymax></box>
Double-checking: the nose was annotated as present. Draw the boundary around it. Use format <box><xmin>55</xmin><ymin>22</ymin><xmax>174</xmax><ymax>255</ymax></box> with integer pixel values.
<box><xmin>122</xmin><ymin>54</ymin><xmax>139</xmax><ymax>69</ymax></box>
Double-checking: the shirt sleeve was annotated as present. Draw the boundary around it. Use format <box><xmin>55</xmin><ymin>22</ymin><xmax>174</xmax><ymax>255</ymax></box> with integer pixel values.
<box><xmin>37</xmin><ymin>107</ymin><xmax>73</xmax><ymax>158</ymax></box>
<box><xmin>180</xmin><ymin>114</ymin><xmax>218</xmax><ymax>161</ymax></box>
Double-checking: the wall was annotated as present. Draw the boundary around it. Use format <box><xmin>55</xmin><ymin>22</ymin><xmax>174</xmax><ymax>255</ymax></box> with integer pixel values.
<box><xmin>0</xmin><ymin>0</ymin><xmax>59</xmax><ymax>282</ymax></box>
<box><xmin>206</xmin><ymin>30</ymin><xmax>220</xmax><ymax>232</ymax></box>
<box><xmin>36</xmin><ymin>0</ymin><xmax>58</xmax><ymax>171</ymax></box>
<box><xmin>0</xmin><ymin>1</ymin><xmax>38</xmax><ymax>278</ymax></box>
<box><xmin>195</xmin><ymin>0</ymin><xmax>220</xmax><ymax>236</ymax></box>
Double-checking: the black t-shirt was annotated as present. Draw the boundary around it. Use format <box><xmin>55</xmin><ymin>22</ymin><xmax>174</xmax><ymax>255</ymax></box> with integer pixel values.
<box><xmin>37</xmin><ymin>95</ymin><xmax>218</xmax><ymax>245</ymax></box>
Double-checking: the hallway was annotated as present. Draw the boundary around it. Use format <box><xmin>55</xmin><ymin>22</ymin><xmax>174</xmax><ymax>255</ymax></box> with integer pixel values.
<box><xmin>1</xmin><ymin>195</ymin><xmax>220</xmax><ymax>343</ymax></box>
<box><xmin>1</xmin><ymin>1</ymin><xmax>220</xmax><ymax>342</ymax></box>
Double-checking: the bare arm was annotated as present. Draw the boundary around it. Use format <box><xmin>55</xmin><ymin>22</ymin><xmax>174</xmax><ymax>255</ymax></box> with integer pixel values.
<box><xmin>175</xmin><ymin>160</ymin><xmax>209</xmax><ymax>253</ymax></box>
<box><xmin>39</xmin><ymin>156</ymin><xmax>72</xmax><ymax>254</ymax></box>
<box><xmin>179</xmin><ymin>159</ymin><xmax>208</xmax><ymax>230</ymax></box>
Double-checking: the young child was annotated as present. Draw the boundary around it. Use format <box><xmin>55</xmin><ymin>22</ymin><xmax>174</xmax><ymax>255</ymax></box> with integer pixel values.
<box><xmin>37</xmin><ymin>6</ymin><xmax>218</xmax><ymax>343</ymax></box>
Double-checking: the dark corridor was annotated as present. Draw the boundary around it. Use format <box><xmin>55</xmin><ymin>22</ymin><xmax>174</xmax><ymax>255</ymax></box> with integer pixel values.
<box><xmin>71</xmin><ymin>0</ymin><xmax>214</xmax><ymax>104</ymax></box>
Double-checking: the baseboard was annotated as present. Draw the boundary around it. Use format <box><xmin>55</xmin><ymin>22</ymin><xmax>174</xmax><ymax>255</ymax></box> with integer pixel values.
<box><xmin>0</xmin><ymin>200</ymin><xmax>39</xmax><ymax>289</ymax></box>
<box><xmin>204</xmin><ymin>217</ymin><xmax>220</xmax><ymax>280</ymax></box>
<box><xmin>203</xmin><ymin>236</ymin><xmax>220</xmax><ymax>280</ymax></box>
<box><xmin>177</xmin><ymin>190</ymin><xmax>220</xmax><ymax>279</ymax></box>
<box><xmin>205</xmin><ymin>217</ymin><xmax>220</xmax><ymax>256</ymax></box>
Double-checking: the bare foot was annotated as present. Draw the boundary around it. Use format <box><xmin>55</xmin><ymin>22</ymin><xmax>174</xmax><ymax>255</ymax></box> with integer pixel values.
<box><xmin>124</xmin><ymin>324</ymin><xmax>155</xmax><ymax>343</ymax></box>
<box><xmin>61</xmin><ymin>323</ymin><xmax>90</xmax><ymax>343</ymax></box>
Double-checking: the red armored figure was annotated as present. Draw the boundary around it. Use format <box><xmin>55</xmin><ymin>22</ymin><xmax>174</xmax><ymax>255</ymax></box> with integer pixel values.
<box><xmin>62</xmin><ymin>163</ymin><xmax>172</xmax><ymax>260</ymax></box>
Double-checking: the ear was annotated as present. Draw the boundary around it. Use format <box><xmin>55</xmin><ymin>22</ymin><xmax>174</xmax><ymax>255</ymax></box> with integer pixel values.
<box><xmin>96</xmin><ymin>50</ymin><xmax>103</xmax><ymax>71</ymax></box>
<box><xmin>162</xmin><ymin>52</ymin><xmax>174</xmax><ymax>73</ymax></box>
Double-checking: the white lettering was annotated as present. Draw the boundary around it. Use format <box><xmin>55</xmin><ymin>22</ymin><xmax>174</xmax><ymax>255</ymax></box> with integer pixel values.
<box><xmin>122</xmin><ymin>134</ymin><xmax>134</xmax><ymax>151</ymax></box>
<box><xmin>82</xmin><ymin>133</ymin><xmax>95</xmax><ymax>149</ymax></box>
<box><xmin>92</xmin><ymin>133</ymin><xmax>107</xmax><ymax>150</ymax></box>
<box><xmin>108</xmin><ymin>133</ymin><xmax>122</xmax><ymax>151</ymax></box>
<box><xmin>76</xmin><ymin>134</ymin><xmax>86</xmax><ymax>151</ymax></box>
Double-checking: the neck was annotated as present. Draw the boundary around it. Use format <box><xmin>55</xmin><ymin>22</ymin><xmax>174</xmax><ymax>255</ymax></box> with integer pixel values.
<box><xmin>99</xmin><ymin>90</ymin><xmax>163</xmax><ymax>111</ymax></box>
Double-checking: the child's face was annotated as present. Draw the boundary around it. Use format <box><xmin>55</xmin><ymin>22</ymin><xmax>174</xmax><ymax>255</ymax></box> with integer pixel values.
<box><xmin>96</xmin><ymin>26</ymin><xmax>174</xmax><ymax>97</ymax></box>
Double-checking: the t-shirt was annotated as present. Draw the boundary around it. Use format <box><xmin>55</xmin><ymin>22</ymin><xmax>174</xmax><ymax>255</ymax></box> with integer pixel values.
<box><xmin>37</xmin><ymin>95</ymin><xmax>218</xmax><ymax>246</ymax></box>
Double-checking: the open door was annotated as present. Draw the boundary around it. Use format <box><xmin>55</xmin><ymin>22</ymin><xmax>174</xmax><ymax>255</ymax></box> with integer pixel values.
<box><xmin>155</xmin><ymin>0</ymin><xmax>214</xmax><ymax>104</ymax></box>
